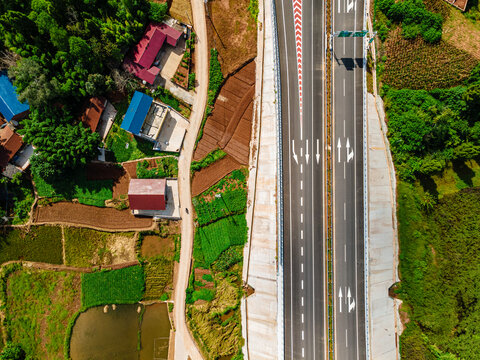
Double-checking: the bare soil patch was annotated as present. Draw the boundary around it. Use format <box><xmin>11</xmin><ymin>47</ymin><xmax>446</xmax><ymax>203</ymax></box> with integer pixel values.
<box><xmin>142</xmin><ymin>235</ymin><xmax>175</xmax><ymax>258</ymax></box>
<box><xmin>194</xmin><ymin>61</ymin><xmax>255</xmax><ymax>164</ymax></box>
<box><xmin>169</xmin><ymin>0</ymin><xmax>193</xmax><ymax>25</ymax></box>
<box><xmin>34</xmin><ymin>202</ymin><xmax>153</xmax><ymax>230</ymax></box>
<box><xmin>191</xmin><ymin>155</ymin><xmax>241</xmax><ymax>196</ymax></box>
<box><xmin>107</xmin><ymin>234</ymin><xmax>137</xmax><ymax>264</ymax></box>
<box><xmin>206</xmin><ymin>0</ymin><xmax>257</xmax><ymax>76</ymax></box>
<box><xmin>443</xmin><ymin>8</ymin><xmax>480</xmax><ymax>60</ymax></box>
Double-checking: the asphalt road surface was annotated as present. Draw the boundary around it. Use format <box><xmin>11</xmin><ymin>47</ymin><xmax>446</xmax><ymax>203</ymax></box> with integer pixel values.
<box><xmin>275</xmin><ymin>0</ymin><xmax>327</xmax><ymax>358</ymax></box>
<box><xmin>332</xmin><ymin>0</ymin><xmax>367</xmax><ymax>358</ymax></box>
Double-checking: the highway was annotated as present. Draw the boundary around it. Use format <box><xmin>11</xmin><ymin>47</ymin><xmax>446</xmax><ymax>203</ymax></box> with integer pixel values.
<box><xmin>275</xmin><ymin>0</ymin><xmax>327</xmax><ymax>358</ymax></box>
<box><xmin>332</xmin><ymin>0</ymin><xmax>367</xmax><ymax>358</ymax></box>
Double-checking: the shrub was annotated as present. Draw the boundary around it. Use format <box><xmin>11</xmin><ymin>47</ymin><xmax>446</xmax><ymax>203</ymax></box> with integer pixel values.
<box><xmin>81</xmin><ymin>266</ymin><xmax>145</xmax><ymax>308</ymax></box>
<box><xmin>192</xmin><ymin>288</ymin><xmax>215</xmax><ymax>302</ymax></box>
<box><xmin>188</xmin><ymin>72</ymin><xmax>196</xmax><ymax>91</ymax></box>
<box><xmin>248</xmin><ymin>0</ymin><xmax>259</xmax><ymax>22</ymax></box>
<box><xmin>136</xmin><ymin>157</ymin><xmax>178</xmax><ymax>179</ymax></box>
<box><xmin>213</xmin><ymin>247</ymin><xmax>244</xmax><ymax>272</ymax></box>
<box><xmin>150</xmin><ymin>86</ymin><xmax>181</xmax><ymax>111</ymax></box>
<box><xmin>149</xmin><ymin>2</ymin><xmax>168</xmax><ymax>22</ymax></box>
<box><xmin>191</xmin><ymin>149</ymin><xmax>227</xmax><ymax>172</ymax></box>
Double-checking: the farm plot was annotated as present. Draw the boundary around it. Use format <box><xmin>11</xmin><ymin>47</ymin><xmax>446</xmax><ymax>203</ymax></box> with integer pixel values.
<box><xmin>193</xmin><ymin>188</ymin><xmax>247</xmax><ymax>226</ymax></box>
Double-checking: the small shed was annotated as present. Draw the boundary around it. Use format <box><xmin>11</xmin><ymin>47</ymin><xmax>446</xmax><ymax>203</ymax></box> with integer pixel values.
<box><xmin>121</xmin><ymin>91</ymin><xmax>153</xmax><ymax>135</ymax></box>
<box><xmin>0</xmin><ymin>72</ymin><xmax>29</xmax><ymax>122</ymax></box>
<box><xmin>81</xmin><ymin>97</ymin><xmax>106</xmax><ymax>132</ymax></box>
<box><xmin>128</xmin><ymin>178</ymin><xmax>167</xmax><ymax>211</ymax></box>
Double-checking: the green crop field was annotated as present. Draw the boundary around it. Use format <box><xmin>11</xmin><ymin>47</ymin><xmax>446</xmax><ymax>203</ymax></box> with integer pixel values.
<box><xmin>0</xmin><ymin>226</ymin><xmax>63</xmax><ymax>265</ymax></box>
<box><xmin>81</xmin><ymin>266</ymin><xmax>145</xmax><ymax>308</ymax></box>
<box><xmin>196</xmin><ymin>215</ymin><xmax>247</xmax><ymax>266</ymax></box>
<box><xmin>143</xmin><ymin>256</ymin><xmax>174</xmax><ymax>300</ymax></box>
<box><xmin>193</xmin><ymin>188</ymin><xmax>246</xmax><ymax>226</ymax></box>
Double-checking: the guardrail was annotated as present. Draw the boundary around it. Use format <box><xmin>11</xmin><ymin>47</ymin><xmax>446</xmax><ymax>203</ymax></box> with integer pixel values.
<box><xmin>271</xmin><ymin>0</ymin><xmax>285</xmax><ymax>359</ymax></box>
<box><xmin>363</xmin><ymin>0</ymin><xmax>371</xmax><ymax>358</ymax></box>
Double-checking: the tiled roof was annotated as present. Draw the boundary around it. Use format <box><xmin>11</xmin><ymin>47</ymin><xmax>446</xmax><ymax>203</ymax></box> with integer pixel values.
<box><xmin>0</xmin><ymin>125</ymin><xmax>23</xmax><ymax>169</ymax></box>
<box><xmin>81</xmin><ymin>97</ymin><xmax>106</xmax><ymax>132</ymax></box>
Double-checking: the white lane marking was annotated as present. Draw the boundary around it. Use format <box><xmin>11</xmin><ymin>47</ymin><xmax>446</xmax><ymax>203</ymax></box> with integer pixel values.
<box><xmin>302</xmin><ymin>313</ymin><xmax>304</xmax><ymax>323</ymax></box>
<box><xmin>301</xmin><ymin>280</ymin><xmax>304</xmax><ymax>289</ymax></box>
<box><xmin>292</xmin><ymin>139</ymin><xmax>298</xmax><ymax>164</ymax></box>
<box><xmin>344</xmin><ymin>244</ymin><xmax>347</xmax><ymax>262</ymax></box>
<box><xmin>301</xmin><ymin>197</ymin><xmax>303</xmax><ymax>206</ymax></box>
<box><xmin>300</xmin><ymin>163</ymin><xmax>303</xmax><ymax>173</ymax></box>
<box><xmin>302</xmin><ymin>347</ymin><xmax>305</xmax><ymax>358</ymax></box>
<box><xmin>343</xmin><ymin>78</ymin><xmax>346</xmax><ymax>96</ymax></box>
<box><xmin>302</xmin><ymin>296</ymin><xmax>304</xmax><ymax>306</ymax></box>
<box><xmin>301</xmin><ymin>263</ymin><xmax>304</xmax><ymax>272</ymax></box>
<box><xmin>301</xmin><ymin>246</ymin><xmax>304</xmax><ymax>256</ymax></box>
<box><xmin>338</xmin><ymin>0</ymin><xmax>340</xmax><ymax>13</ymax></box>
<box><xmin>344</xmin><ymin>202</ymin><xmax>346</xmax><ymax>221</ymax></box>
<box><xmin>343</xmin><ymin>39</ymin><xmax>346</xmax><ymax>55</ymax></box>
<box><xmin>301</xmin><ymin>230</ymin><xmax>304</xmax><ymax>239</ymax></box>
<box><xmin>301</xmin><ymin>213</ymin><xmax>304</xmax><ymax>223</ymax></box>
<box><xmin>301</xmin><ymin>180</ymin><xmax>303</xmax><ymax>190</ymax></box>
<box><xmin>300</xmin><ymin>147</ymin><xmax>303</xmax><ymax>157</ymax></box>
<box><xmin>302</xmin><ymin>330</ymin><xmax>305</xmax><ymax>341</ymax></box>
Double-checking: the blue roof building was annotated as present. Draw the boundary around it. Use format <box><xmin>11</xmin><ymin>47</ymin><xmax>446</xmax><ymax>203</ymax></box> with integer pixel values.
<box><xmin>121</xmin><ymin>91</ymin><xmax>153</xmax><ymax>135</ymax></box>
<box><xmin>0</xmin><ymin>72</ymin><xmax>29</xmax><ymax>122</ymax></box>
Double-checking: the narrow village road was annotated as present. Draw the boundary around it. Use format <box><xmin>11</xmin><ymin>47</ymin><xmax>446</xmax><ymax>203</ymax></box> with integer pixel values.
<box><xmin>173</xmin><ymin>0</ymin><xmax>209</xmax><ymax>358</ymax></box>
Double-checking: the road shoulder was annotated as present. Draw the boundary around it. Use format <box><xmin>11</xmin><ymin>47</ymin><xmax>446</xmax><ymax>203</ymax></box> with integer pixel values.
<box><xmin>367</xmin><ymin>92</ymin><xmax>401</xmax><ymax>360</ymax></box>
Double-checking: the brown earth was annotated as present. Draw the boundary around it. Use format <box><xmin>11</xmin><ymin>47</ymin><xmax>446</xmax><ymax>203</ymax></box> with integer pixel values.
<box><xmin>194</xmin><ymin>60</ymin><xmax>255</xmax><ymax>166</ymax></box>
<box><xmin>142</xmin><ymin>235</ymin><xmax>175</xmax><ymax>258</ymax></box>
<box><xmin>191</xmin><ymin>155</ymin><xmax>241</xmax><ymax>196</ymax></box>
<box><xmin>169</xmin><ymin>0</ymin><xmax>194</xmax><ymax>25</ymax></box>
<box><xmin>206</xmin><ymin>0</ymin><xmax>257</xmax><ymax>76</ymax></box>
<box><xmin>33</xmin><ymin>202</ymin><xmax>153</xmax><ymax>230</ymax></box>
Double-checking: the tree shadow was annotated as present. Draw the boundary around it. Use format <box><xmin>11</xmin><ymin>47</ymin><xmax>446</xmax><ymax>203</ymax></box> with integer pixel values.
<box><xmin>418</xmin><ymin>174</ymin><xmax>439</xmax><ymax>199</ymax></box>
<box><xmin>452</xmin><ymin>160</ymin><xmax>475</xmax><ymax>188</ymax></box>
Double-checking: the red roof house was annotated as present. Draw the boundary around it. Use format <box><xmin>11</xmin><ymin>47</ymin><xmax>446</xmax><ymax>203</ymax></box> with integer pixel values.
<box><xmin>128</xmin><ymin>178</ymin><xmax>167</xmax><ymax>211</ymax></box>
<box><xmin>0</xmin><ymin>125</ymin><xmax>23</xmax><ymax>170</ymax></box>
<box><xmin>81</xmin><ymin>97</ymin><xmax>106</xmax><ymax>132</ymax></box>
<box><xmin>124</xmin><ymin>23</ymin><xmax>183</xmax><ymax>85</ymax></box>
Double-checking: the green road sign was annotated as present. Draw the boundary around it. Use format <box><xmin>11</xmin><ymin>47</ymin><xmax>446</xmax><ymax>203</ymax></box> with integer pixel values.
<box><xmin>338</xmin><ymin>31</ymin><xmax>353</xmax><ymax>37</ymax></box>
<box><xmin>353</xmin><ymin>30</ymin><xmax>368</xmax><ymax>37</ymax></box>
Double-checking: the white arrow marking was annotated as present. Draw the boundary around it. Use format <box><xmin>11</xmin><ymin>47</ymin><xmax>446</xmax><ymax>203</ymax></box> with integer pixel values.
<box><xmin>338</xmin><ymin>287</ymin><xmax>343</xmax><ymax>313</ymax></box>
<box><xmin>337</xmin><ymin>138</ymin><xmax>342</xmax><ymax>163</ymax></box>
<box><xmin>305</xmin><ymin>139</ymin><xmax>310</xmax><ymax>164</ymax></box>
<box><xmin>347</xmin><ymin>0</ymin><xmax>356</xmax><ymax>12</ymax></box>
<box><xmin>346</xmin><ymin>138</ymin><xmax>354</xmax><ymax>162</ymax></box>
<box><xmin>347</xmin><ymin>287</ymin><xmax>356</xmax><ymax>312</ymax></box>
<box><xmin>316</xmin><ymin>139</ymin><xmax>320</xmax><ymax>164</ymax></box>
<box><xmin>292</xmin><ymin>140</ymin><xmax>298</xmax><ymax>164</ymax></box>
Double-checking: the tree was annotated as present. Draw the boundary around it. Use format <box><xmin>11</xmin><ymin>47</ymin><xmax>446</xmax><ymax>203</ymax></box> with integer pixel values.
<box><xmin>0</xmin><ymin>342</ymin><xmax>25</xmax><ymax>360</ymax></box>
<box><xmin>149</xmin><ymin>2</ymin><xmax>168</xmax><ymax>22</ymax></box>
<box><xmin>419</xmin><ymin>157</ymin><xmax>445</xmax><ymax>175</ymax></box>
<box><xmin>454</xmin><ymin>142</ymin><xmax>480</xmax><ymax>160</ymax></box>
<box><xmin>8</xmin><ymin>57</ymin><xmax>59</xmax><ymax>108</ymax></box>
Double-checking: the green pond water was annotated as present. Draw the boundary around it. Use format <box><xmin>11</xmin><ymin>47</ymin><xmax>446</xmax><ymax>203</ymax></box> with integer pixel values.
<box><xmin>70</xmin><ymin>303</ymin><xmax>171</xmax><ymax>360</ymax></box>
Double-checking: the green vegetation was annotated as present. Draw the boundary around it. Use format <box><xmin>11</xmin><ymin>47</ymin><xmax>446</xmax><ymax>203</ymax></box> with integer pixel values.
<box><xmin>0</xmin><ymin>226</ymin><xmax>63</xmax><ymax>265</ymax></box>
<box><xmin>0</xmin><ymin>342</ymin><xmax>25</xmax><ymax>360</ymax></box>
<box><xmin>81</xmin><ymin>266</ymin><xmax>145</xmax><ymax>308</ymax></box>
<box><xmin>186</xmin><ymin>169</ymin><xmax>247</xmax><ymax>359</ymax></box>
<box><xmin>196</xmin><ymin>49</ymin><xmax>224</xmax><ymax>144</ymax></box>
<box><xmin>384</xmin><ymin>65</ymin><xmax>480</xmax><ymax>180</ymax></box>
<box><xmin>248</xmin><ymin>0</ymin><xmax>259</xmax><ymax>22</ymax></box>
<box><xmin>148</xmin><ymin>2</ymin><xmax>168</xmax><ymax>22</ymax></box>
<box><xmin>33</xmin><ymin>166</ymin><xmax>112</xmax><ymax>207</ymax></box>
<box><xmin>396</xmin><ymin>183</ymin><xmax>480</xmax><ymax>359</ymax></box>
<box><xmin>191</xmin><ymin>148</ymin><xmax>227</xmax><ymax>173</ymax></box>
<box><xmin>0</xmin><ymin>173</ymin><xmax>34</xmax><ymax>225</ymax></box>
<box><xmin>136</xmin><ymin>157</ymin><xmax>179</xmax><ymax>178</ymax></box>
<box><xmin>188</xmin><ymin>72</ymin><xmax>196</xmax><ymax>91</ymax></box>
<box><xmin>3</xmin><ymin>268</ymin><xmax>80</xmax><ymax>359</ymax></box>
<box><xmin>376</xmin><ymin>0</ymin><xmax>443</xmax><ymax>43</ymax></box>
<box><xmin>0</xmin><ymin>0</ymin><xmax>150</xmax><ymax>175</ymax></box>
<box><xmin>106</xmin><ymin>124</ymin><xmax>159</xmax><ymax>162</ymax></box>
<box><xmin>143</xmin><ymin>256</ymin><xmax>174</xmax><ymax>301</ymax></box>
<box><xmin>148</xmin><ymin>86</ymin><xmax>182</xmax><ymax>112</ymax></box>
<box><xmin>64</xmin><ymin>227</ymin><xmax>135</xmax><ymax>267</ymax></box>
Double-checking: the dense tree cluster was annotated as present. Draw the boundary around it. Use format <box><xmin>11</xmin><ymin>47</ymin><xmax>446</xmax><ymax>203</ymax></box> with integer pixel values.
<box><xmin>385</xmin><ymin>65</ymin><xmax>480</xmax><ymax>180</ymax></box>
<box><xmin>0</xmin><ymin>0</ymin><xmax>169</xmax><ymax>176</ymax></box>
<box><xmin>377</xmin><ymin>0</ymin><xmax>443</xmax><ymax>43</ymax></box>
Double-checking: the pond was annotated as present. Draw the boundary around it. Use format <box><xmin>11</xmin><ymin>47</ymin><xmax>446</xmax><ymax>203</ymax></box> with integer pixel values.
<box><xmin>70</xmin><ymin>303</ymin><xmax>171</xmax><ymax>360</ymax></box>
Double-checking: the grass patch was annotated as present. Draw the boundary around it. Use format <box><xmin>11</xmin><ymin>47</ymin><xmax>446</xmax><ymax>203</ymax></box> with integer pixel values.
<box><xmin>64</xmin><ymin>227</ymin><xmax>135</xmax><ymax>267</ymax></box>
<box><xmin>0</xmin><ymin>173</ymin><xmax>34</xmax><ymax>225</ymax></box>
<box><xmin>191</xmin><ymin>149</ymin><xmax>227</xmax><ymax>173</ymax></box>
<box><xmin>3</xmin><ymin>268</ymin><xmax>81</xmax><ymax>359</ymax></box>
<box><xmin>143</xmin><ymin>256</ymin><xmax>174</xmax><ymax>301</ymax></box>
<box><xmin>33</xmin><ymin>167</ymin><xmax>112</xmax><ymax>207</ymax></box>
<box><xmin>81</xmin><ymin>266</ymin><xmax>145</xmax><ymax>308</ymax></box>
<box><xmin>0</xmin><ymin>226</ymin><xmax>63</xmax><ymax>265</ymax></box>
<box><xmin>136</xmin><ymin>157</ymin><xmax>178</xmax><ymax>178</ymax></box>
